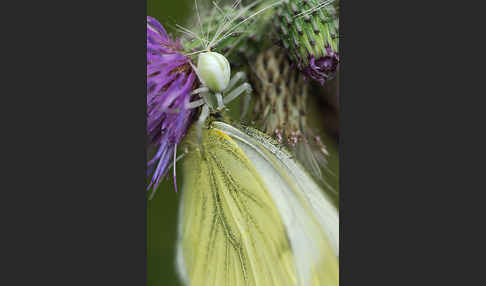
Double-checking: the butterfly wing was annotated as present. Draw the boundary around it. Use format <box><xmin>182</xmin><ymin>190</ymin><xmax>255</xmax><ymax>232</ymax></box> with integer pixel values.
<box><xmin>213</xmin><ymin>122</ymin><xmax>339</xmax><ymax>286</ymax></box>
<box><xmin>177</xmin><ymin>121</ymin><xmax>339</xmax><ymax>286</ymax></box>
<box><xmin>216</xmin><ymin>122</ymin><xmax>339</xmax><ymax>255</ymax></box>
<box><xmin>177</xmin><ymin>126</ymin><xmax>297</xmax><ymax>286</ymax></box>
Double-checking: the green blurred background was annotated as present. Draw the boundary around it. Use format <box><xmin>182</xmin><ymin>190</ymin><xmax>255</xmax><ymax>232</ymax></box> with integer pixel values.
<box><xmin>147</xmin><ymin>1</ymin><xmax>339</xmax><ymax>285</ymax></box>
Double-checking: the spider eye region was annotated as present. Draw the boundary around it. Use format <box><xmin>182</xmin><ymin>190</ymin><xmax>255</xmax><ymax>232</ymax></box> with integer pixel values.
<box><xmin>197</xmin><ymin>52</ymin><xmax>231</xmax><ymax>93</ymax></box>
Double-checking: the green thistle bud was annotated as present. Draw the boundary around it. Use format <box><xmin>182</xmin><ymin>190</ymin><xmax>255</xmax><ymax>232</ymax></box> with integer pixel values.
<box><xmin>250</xmin><ymin>46</ymin><xmax>332</xmax><ymax>183</ymax></box>
<box><xmin>276</xmin><ymin>0</ymin><xmax>339</xmax><ymax>86</ymax></box>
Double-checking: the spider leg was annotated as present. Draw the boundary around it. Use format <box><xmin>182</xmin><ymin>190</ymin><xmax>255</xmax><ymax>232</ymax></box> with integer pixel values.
<box><xmin>240</xmin><ymin>89</ymin><xmax>252</xmax><ymax>120</ymax></box>
<box><xmin>224</xmin><ymin>71</ymin><xmax>247</xmax><ymax>93</ymax></box>
<box><xmin>215</xmin><ymin>92</ymin><xmax>224</xmax><ymax>111</ymax></box>
<box><xmin>191</xmin><ymin>86</ymin><xmax>210</xmax><ymax>95</ymax></box>
<box><xmin>185</xmin><ymin>99</ymin><xmax>205</xmax><ymax>109</ymax></box>
<box><xmin>189</xmin><ymin>62</ymin><xmax>206</xmax><ymax>87</ymax></box>
<box><xmin>195</xmin><ymin>104</ymin><xmax>210</xmax><ymax>158</ymax></box>
<box><xmin>223</xmin><ymin>82</ymin><xmax>252</xmax><ymax>105</ymax></box>
<box><xmin>186</xmin><ymin>89</ymin><xmax>210</xmax><ymax>109</ymax></box>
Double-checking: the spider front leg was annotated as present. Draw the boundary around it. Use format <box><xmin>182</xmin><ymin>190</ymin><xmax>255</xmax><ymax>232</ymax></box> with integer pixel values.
<box><xmin>186</xmin><ymin>87</ymin><xmax>210</xmax><ymax>110</ymax></box>
<box><xmin>214</xmin><ymin>72</ymin><xmax>248</xmax><ymax>111</ymax></box>
<box><xmin>215</xmin><ymin>92</ymin><xmax>224</xmax><ymax>111</ymax></box>
<box><xmin>223</xmin><ymin>81</ymin><xmax>252</xmax><ymax>120</ymax></box>
<box><xmin>191</xmin><ymin>86</ymin><xmax>210</xmax><ymax>95</ymax></box>
<box><xmin>224</xmin><ymin>71</ymin><xmax>247</xmax><ymax>93</ymax></box>
<box><xmin>221</xmin><ymin>71</ymin><xmax>252</xmax><ymax>119</ymax></box>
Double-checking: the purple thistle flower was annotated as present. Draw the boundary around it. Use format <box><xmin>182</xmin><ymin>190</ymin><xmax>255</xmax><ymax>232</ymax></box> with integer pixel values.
<box><xmin>147</xmin><ymin>16</ymin><xmax>197</xmax><ymax>193</ymax></box>
<box><xmin>302</xmin><ymin>47</ymin><xmax>340</xmax><ymax>86</ymax></box>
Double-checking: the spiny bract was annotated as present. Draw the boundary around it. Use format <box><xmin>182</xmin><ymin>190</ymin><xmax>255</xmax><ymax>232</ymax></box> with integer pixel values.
<box><xmin>276</xmin><ymin>0</ymin><xmax>339</xmax><ymax>86</ymax></box>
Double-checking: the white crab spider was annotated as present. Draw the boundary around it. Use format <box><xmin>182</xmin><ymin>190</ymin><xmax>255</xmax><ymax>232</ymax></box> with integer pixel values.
<box><xmin>170</xmin><ymin>0</ymin><xmax>283</xmax><ymax>153</ymax></box>
<box><xmin>186</xmin><ymin>51</ymin><xmax>253</xmax><ymax>146</ymax></box>
<box><xmin>175</xmin><ymin>0</ymin><xmax>284</xmax><ymax>132</ymax></box>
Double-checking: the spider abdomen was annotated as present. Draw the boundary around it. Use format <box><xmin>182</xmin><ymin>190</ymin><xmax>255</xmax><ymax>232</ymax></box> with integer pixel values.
<box><xmin>197</xmin><ymin>51</ymin><xmax>231</xmax><ymax>93</ymax></box>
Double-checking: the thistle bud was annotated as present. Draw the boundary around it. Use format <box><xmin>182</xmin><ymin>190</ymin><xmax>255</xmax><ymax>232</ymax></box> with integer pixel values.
<box><xmin>250</xmin><ymin>46</ymin><xmax>331</xmax><ymax>182</ymax></box>
<box><xmin>276</xmin><ymin>0</ymin><xmax>339</xmax><ymax>86</ymax></box>
<box><xmin>197</xmin><ymin>51</ymin><xmax>231</xmax><ymax>92</ymax></box>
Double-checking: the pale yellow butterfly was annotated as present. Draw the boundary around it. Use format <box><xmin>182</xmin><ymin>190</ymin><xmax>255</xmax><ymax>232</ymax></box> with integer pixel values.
<box><xmin>176</xmin><ymin>120</ymin><xmax>339</xmax><ymax>286</ymax></box>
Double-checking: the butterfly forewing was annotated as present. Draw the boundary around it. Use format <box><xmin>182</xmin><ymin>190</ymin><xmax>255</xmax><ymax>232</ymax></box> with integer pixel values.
<box><xmin>178</xmin><ymin>126</ymin><xmax>297</xmax><ymax>286</ymax></box>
